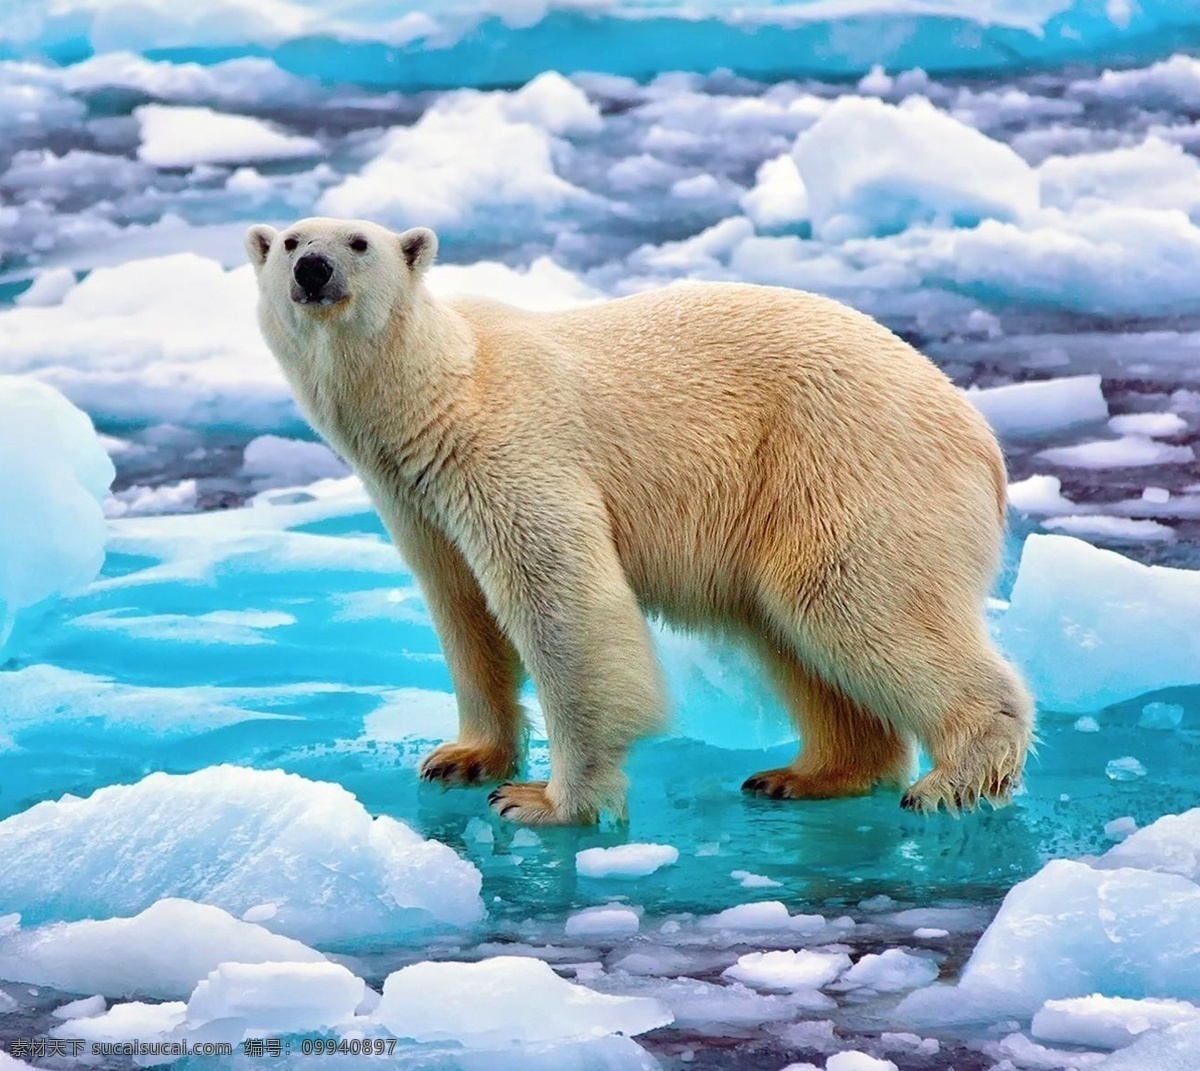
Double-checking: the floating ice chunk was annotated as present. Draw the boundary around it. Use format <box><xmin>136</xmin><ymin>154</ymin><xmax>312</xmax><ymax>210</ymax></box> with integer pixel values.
<box><xmin>0</xmin><ymin>766</ymin><xmax>483</xmax><ymax>945</ymax></box>
<box><xmin>740</xmin><ymin>153</ymin><xmax>809</xmax><ymax>229</ymax></box>
<box><xmin>1108</xmin><ymin>412</ymin><xmax>1189</xmax><ymax>437</ymax></box>
<box><xmin>105</xmin><ymin>479</ymin><xmax>199</xmax><ymax>518</ymax></box>
<box><xmin>16</xmin><ymin>267</ymin><xmax>76</xmax><ymax>307</ymax></box>
<box><xmin>240</xmin><ymin>436</ymin><xmax>348</xmax><ymax>492</ymax></box>
<box><xmin>428</xmin><ymin>256</ymin><xmax>603</xmax><ymax>311</ymax></box>
<box><xmin>913</xmin><ymin>928</ymin><xmax>949</xmax><ymax>939</ymax></box>
<box><xmin>373</xmin><ymin>956</ymin><xmax>671</xmax><ymax>1045</ymax></box>
<box><xmin>318</xmin><ymin>88</ymin><xmax>590</xmax><ymax>232</ymax></box>
<box><xmin>612</xmin><ymin>975</ymin><xmax>830</xmax><ymax>1029</ymax></box>
<box><xmin>499</xmin><ymin>71</ymin><xmax>601</xmax><ymax>135</ymax></box>
<box><xmin>1037</xmin><ymin>435</ymin><xmax>1194</xmax><ymax>469</ymax></box>
<box><xmin>576</xmin><ymin>844</ymin><xmax>679</xmax><ymax>879</ymax></box>
<box><xmin>1043</xmin><ymin>516</ymin><xmax>1175</xmax><ymax>543</ymax></box>
<box><xmin>187</xmin><ymin>961</ymin><xmax>365</xmax><ymax>1034</ymax></box>
<box><xmin>52</xmin><ymin>994</ymin><xmax>105</xmax><ymax>1019</ymax></box>
<box><xmin>965</xmin><ymin>376</ymin><xmax>1107</xmax><ymax>441</ymax></box>
<box><xmin>59</xmin><ymin>53</ymin><xmax>316</xmax><ymax>108</ymax></box>
<box><xmin>998</xmin><ymin>535</ymin><xmax>1200</xmax><ymax>713</ymax></box>
<box><xmin>731</xmin><ymin>870</ymin><xmax>782</xmax><ymax>889</ymax></box>
<box><xmin>1032</xmin><ymin>994</ymin><xmax>1200</xmax><ymax>1050</ymax></box>
<box><xmin>793</xmin><ymin>96</ymin><xmax>1038</xmax><ymax>242</ymax></box>
<box><xmin>1040</xmin><ymin>137</ymin><xmax>1200</xmax><ymax>215</ymax></box>
<box><xmin>1105</xmin><ymin>757</ymin><xmax>1146</xmax><ymax>780</ymax></box>
<box><xmin>565</xmin><ymin>906</ymin><xmax>640</xmax><ymax>937</ymax></box>
<box><xmin>842</xmin><ymin>949</ymin><xmax>939</xmax><ymax>992</ymax></box>
<box><xmin>1097</xmin><ymin>808</ymin><xmax>1200</xmax><ymax>883</ymax></box>
<box><xmin>1139</xmin><ymin>702</ymin><xmax>1184</xmax><ymax>730</ymax></box>
<box><xmin>0</xmin><ymin>253</ymin><xmax>285</xmax><ymax>430</ymax></box>
<box><xmin>827</xmin><ymin>1054</ymin><xmax>898</xmax><ymax>1071</ymax></box>
<box><xmin>1094</xmin><ymin>1020</ymin><xmax>1200</xmax><ymax>1069</ymax></box>
<box><xmin>0</xmin><ymin>899</ymin><xmax>324</xmax><ymax>999</ymax></box>
<box><xmin>1076</xmin><ymin>717</ymin><xmax>1101</xmax><ymax>732</ymax></box>
<box><xmin>897</xmin><ymin>860</ymin><xmax>1200</xmax><ymax>1023</ymax></box>
<box><xmin>0</xmin><ymin>376</ymin><xmax>114</xmax><ymax>644</ymax></box>
<box><xmin>1073</xmin><ymin>55</ymin><xmax>1200</xmax><ymax>110</ymax></box>
<box><xmin>1105</xmin><ymin>817</ymin><xmax>1138</xmax><ymax>842</ymax></box>
<box><xmin>1008</xmin><ymin>475</ymin><xmax>1078</xmax><ymax>516</ymax></box>
<box><xmin>699</xmin><ymin>901</ymin><xmax>824</xmax><ymax>933</ymax></box>
<box><xmin>135</xmin><ymin>105</ymin><xmax>320</xmax><ymax>168</ymax></box>
<box><xmin>58</xmin><ymin>1000</ymin><xmax>187</xmax><ymax>1045</ymax></box>
<box><xmin>990</xmin><ymin>1031</ymin><xmax>1106</xmax><ymax>1069</ymax></box>
<box><xmin>722</xmin><ymin>950</ymin><xmax>850</xmax><ymax>992</ymax></box>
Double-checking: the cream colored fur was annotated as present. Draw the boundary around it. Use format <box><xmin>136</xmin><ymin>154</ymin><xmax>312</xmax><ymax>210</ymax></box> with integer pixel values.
<box><xmin>246</xmin><ymin>216</ymin><xmax>1034</xmax><ymax>825</ymax></box>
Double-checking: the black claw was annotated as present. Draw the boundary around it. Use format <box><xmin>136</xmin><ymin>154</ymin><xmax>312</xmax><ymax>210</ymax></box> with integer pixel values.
<box><xmin>466</xmin><ymin>761</ymin><xmax>482</xmax><ymax>783</ymax></box>
<box><xmin>742</xmin><ymin>778</ymin><xmax>764</xmax><ymax>794</ymax></box>
<box><xmin>487</xmin><ymin>789</ymin><xmax>502</xmax><ymax>805</ymax></box>
<box><xmin>500</xmin><ymin>804</ymin><xmax>518</xmax><ymax>817</ymax></box>
<box><xmin>769</xmin><ymin>784</ymin><xmax>788</xmax><ymax>800</ymax></box>
<box><xmin>900</xmin><ymin>792</ymin><xmax>917</xmax><ymax>811</ymax></box>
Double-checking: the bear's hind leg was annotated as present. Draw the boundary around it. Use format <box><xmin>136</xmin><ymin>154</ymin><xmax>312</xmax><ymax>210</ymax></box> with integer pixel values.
<box><xmin>899</xmin><ymin>652</ymin><xmax>1033</xmax><ymax>814</ymax></box>
<box><xmin>742</xmin><ymin>648</ymin><xmax>915</xmax><ymax>801</ymax></box>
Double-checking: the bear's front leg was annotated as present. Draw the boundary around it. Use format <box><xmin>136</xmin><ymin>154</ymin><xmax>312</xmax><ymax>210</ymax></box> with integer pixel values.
<box><xmin>385</xmin><ymin>509</ymin><xmax>525</xmax><ymax>787</ymax></box>
<box><xmin>462</xmin><ymin>490</ymin><xmax>667</xmax><ymax>825</ymax></box>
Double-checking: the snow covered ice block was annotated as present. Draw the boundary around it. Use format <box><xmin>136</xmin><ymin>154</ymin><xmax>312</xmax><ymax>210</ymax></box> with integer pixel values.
<box><xmin>187</xmin><ymin>961</ymin><xmax>365</xmax><ymax>1035</ymax></box>
<box><xmin>998</xmin><ymin>534</ymin><xmax>1200</xmax><ymax>712</ymax></box>
<box><xmin>841</xmin><ymin>949</ymin><xmax>939</xmax><ymax>992</ymax></box>
<box><xmin>0</xmin><ymin>765</ymin><xmax>483</xmax><ymax>946</ymax></box>
<box><xmin>722</xmin><ymin>949</ymin><xmax>850</xmax><ymax>992</ymax></box>
<box><xmin>372</xmin><ymin>956</ymin><xmax>672</xmax><ymax>1045</ymax></box>
<box><xmin>896</xmin><ymin>859</ymin><xmax>1200</xmax><ymax>1023</ymax></box>
<box><xmin>792</xmin><ymin>95</ymin><xmax>1038</xmax><ymax>242</ymax></box>
<box><xmin>963</xmin><ymin>375</ymin><xmax>1108</xmax><ymax>441</ymax></box>
<box><xmin>0</xmin><ymin>898</ymin><xmax>324</xmax><ymax>999</ymax></box>
<box><xmin>0</xmin><ymin>376</ymin><xmax>113</xmax><ymax>646</ymax></box>
<box><xmin>1032</xmin><ymin>994</ymin><xmax>1200</xmax><ymax>1050</ymax></box>
<box><xmin>1097</xmin><ymin>808</ymin><xmax>1200</xmax><ymax>883</ymax></box>
<box><xmin>576</xmin><ymin>844</ymin><xmax>679</xmax><ymax>879</ymax></box>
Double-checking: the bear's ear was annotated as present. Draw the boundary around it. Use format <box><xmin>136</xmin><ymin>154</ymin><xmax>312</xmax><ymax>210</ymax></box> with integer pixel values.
<box><xmin>244</xmin><ymin>224</ymin><xmax>278</xmax><ymax>271</ymax></box>
<box><xmin>398</xmin><ymin>227</ymin><xmax>437</xmax><ymax>274</ymax></box>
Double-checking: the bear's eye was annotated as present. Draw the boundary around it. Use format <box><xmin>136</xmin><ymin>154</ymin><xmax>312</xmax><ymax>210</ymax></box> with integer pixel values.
<box><xmin>283</xmin><ymin>236</ymin><xmax>298</xmax><ymax>252</ymax></box>
<box><xmin>349</xmin><ymin>236</ymin><xmax>368</xmax><ymax>253</ymax></box>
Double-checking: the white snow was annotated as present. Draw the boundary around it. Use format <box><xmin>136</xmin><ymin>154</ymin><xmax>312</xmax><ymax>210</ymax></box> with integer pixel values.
<box><xmin>1039</xmin><ymin>137</ymin><xmax>1200</xmax><ymax>216</ymax></box>
<box><xmin>186</xmin><ymin>961</ymin><xmax>365</xmax><ymax>1034</ymax></box>
<box><xmin>965</xmin><ymin>375</ymin><xmax>1108</xmax><ymax>440</ymax></box>
<box><xmin>52</xmin><ymin>994</ymin><xmax>105</xmax><ymax>1019</ymax></box>
<box><xmin>576</xmin><ymin>844</ymin><xmax>679</xmax><ymax>879</ymax></box>
<box><xmin>1105</xmin><ymin>817</ymin><xmax>1138</xmax><ymax>842</ymax></box>
<box><xmin>59</xmin><ymin>1000</ymin><xmax>187</xmax><ymax>1045</ymax></box>
<box><xmin>0</xmin><ymin>898</ymin><xmax>324</xmax><ymax>999</ymax></box>
<box><xmin>0</xmin><ymin>376</ymin><xmax>114</xmax><ymax>644</ymax></box>
<box><xmin>135</xmin><ymin>104</ymin><xmax>320</xmax><ymax>168</ymax></box>
<box><xmin>841</xmin><ymin>949</ymin><xmax>939</xmax><ymax>992</ymax></box>
<box><xmin>1032</xmin><ymin>994</ymin><xmax>1200</xmax><ymax>1050</ymax></box>
<box><xmin>428</xmin><ymin>255</ymin><xmax>603</xmax><ymax>310</ymax></box>
<box><xmin>0</xmin><ymin>765</ymin><xmax>483</xmax><ymax>946</ymax></box>
<box><xmin>793</xmin><ymin>95</ymin><xmax>1038</xmax><ymax>242</ymax></box>
<box><xmin>372</xmin><ymin>956</ymin><xmax>672</xmax><ymax>1045</ymax></box>
<box><xmin>998</xmin><ymin>535</ymin><xmax>1200</xmax><ymax>713</ymax></box>
<box><xmin>722</xmin><ymin>949</ymin><xmax>850</xmax><ymax>992</ymax></box>
<box><xmin>731</xmin><ymin>870</ymin><xmax>782</xmax><ymax>888</ymax></box>
<box><xmin>826</xmin><ymin>1054</ymin><xmax>898</xmax><ymax>1071</ymax></box>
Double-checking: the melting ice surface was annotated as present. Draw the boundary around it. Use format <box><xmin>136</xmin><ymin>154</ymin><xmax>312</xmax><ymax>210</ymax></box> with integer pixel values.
<box><xmin>2</xmin><ymin>3</ymin><xmax>1200</xmax><ymax>1069</ymax></box>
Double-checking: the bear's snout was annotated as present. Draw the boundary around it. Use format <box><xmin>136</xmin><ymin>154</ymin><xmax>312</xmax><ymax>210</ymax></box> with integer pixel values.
<box><xmin>294</xmin><ymin>253</ymin><xmax>334</xmax><ymax>298</ymax></box>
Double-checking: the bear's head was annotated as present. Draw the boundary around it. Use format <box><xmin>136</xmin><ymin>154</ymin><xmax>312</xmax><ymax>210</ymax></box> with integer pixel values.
<box><xmin>245</xmin><ymin>216</ymin><xmax>437</xmax><ymax>339</ymax></box>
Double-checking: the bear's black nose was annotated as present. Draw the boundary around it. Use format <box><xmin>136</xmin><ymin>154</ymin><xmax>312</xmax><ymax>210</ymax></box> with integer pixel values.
<box><xmin>294</xmin><ymin>253</ymin><xmax>333</xmax><ymax>296</ymax></box>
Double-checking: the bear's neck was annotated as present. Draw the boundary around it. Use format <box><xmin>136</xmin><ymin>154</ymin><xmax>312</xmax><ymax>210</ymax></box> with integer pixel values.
<box><xmin>284</xmin><ymin>287</ymin><xmax>476</xmax><ymax>510</ymax></box>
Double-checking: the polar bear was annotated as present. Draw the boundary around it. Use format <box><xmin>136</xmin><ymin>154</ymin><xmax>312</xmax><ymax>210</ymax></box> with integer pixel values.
<box><xmin>246</xmin><ymin>216</ymin><xmax>1034</xmax><ymax>826</ymax></box>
